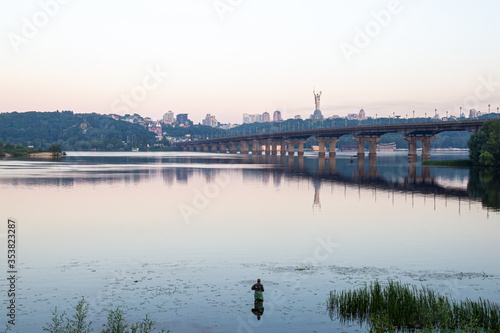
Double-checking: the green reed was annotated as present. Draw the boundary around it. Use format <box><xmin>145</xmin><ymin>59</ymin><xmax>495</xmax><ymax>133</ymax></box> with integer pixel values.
<box><xmin>43</xmin><ymin>297</ymin><xmax>169</xmax><ymax>333</ymax></box>
<box><xmin>327</xmin><ymin>280</ymin><xmax>500</xmax><ymax>332</ymax></box>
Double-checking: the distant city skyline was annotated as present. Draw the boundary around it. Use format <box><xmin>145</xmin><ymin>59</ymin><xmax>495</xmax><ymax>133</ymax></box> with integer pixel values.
<box><xmin>1</xmin><ymin>1</ymin><xmax>500</xmax><ymax>124</ymax></box>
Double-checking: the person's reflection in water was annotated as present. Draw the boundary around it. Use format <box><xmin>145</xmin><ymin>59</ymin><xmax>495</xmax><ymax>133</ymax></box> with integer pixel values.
<box><xmin>251</xmin><ymin>300</ymin><xmax>265</xmax><ymax>320</ymax></box>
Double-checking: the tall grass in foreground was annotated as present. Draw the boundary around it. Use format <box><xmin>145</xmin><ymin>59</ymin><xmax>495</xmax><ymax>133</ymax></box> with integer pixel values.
<box><xmin>327</xmin><ymin>280</ymin><xmax>500</xmax><ymax>332</ymax></box>
<box><xmin>42</xmin><ymin>297</ymin><xmax>169</xmax><ymax>333</ymax></box>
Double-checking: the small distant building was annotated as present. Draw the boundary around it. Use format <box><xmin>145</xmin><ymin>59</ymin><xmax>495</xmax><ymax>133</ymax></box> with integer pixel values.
<box><xmin>163</xmin><ymin>111</ymin><xmax>175</xmax><ymax>125</ymax></box>
<box><xmin>202</xmin><ymin>114</ymin><xmax>218</xmax><ymax>127</ymax></box>
<box><xmin>219</xmin><ymin>123</ymin><xmax>237</xmax><ymax>130</ymax></box>
<box><xmin>243</xmin><ymin>113</ymin><xmax>250</xmax><ymax>124</ymax></box>
<box><xmin>273</xmin><ymin>110</ymin><xmax>283</xmax><ymax>122</ymax></box>
<box><xmin>469</xmin><ymin>109</ymin><xmax>478</xmax><ymax>119</ymax></box>
<box><xmin>243</xmin><ymin>113</ymin><xmax>263</xmax><ymax>124</ymax></box>
<box><xmin>262</xmin><ymin>112</ymin><xmax>270</xmax><ymax>122</ymax></box>
<box><xmin>294</xmin><ymin>114</ymin><xmax>302</xmax><ymax>120</ymax></box>
<box><xmin>148</xmin><ymin>122</ymin><xmax>162</xmax><ymax>137</ymax></box>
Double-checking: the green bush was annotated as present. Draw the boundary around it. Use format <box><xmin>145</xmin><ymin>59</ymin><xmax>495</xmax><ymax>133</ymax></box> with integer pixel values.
<box><xmin>43</xmin><ymin>298</ymin><xmax>169</xmax><ymax>333</ymax></box>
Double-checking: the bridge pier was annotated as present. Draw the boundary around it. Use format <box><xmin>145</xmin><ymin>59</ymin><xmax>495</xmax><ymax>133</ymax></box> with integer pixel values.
<box><xmin>287</xmin><ymin>140</ymin><xmax>295</xmax><ymax>156</ymax></box>
<box><xmin>404</xmin><ymin>135</ymin><xmax>435</xmax><ymax>161</ymax></box>
<box><xmin>328</xmin><ymin>139</ymin><xmax>340</xmax><ymax>157</ymax></box>
<box><xmin>297</xmin><ymin>141</ymin><xmax>305</xmax><ymax>156</ymax></box>
<box><xmin>422</xmin><ymin>136</ymin><xmax>435</xmax><ymax>161</ymax></box>
<box><xmin>252</xmin><ymin>140</ymin><xmax>261</xmax><ymax>155</ymax></box>
<box><xmin>287</xmin><ymin>140</ymin><xmax>306</xmax><ymax>156</ymax></box>
<box><xmin>317</xmin><ymin>138</ymin><xmax>340</xmax><ymax>157</ymax></box>
<box><xmin>405</xmin><ymin>136</ymin><xmax>417</xmax><ymax>162</ymax></box>
<box><xmin>211</xmin><ymin>144</ymin><xmax>218</xmax><ymax>153</ymax></box>
<box><xmin>354</xmin><ymin>137</ymin><xmax>365</xmax><ymax>158</ymax></box>
<box><xmin>265</xmin><ymin>140</ymin><xmax>271</xmax><ymax>155</ymax></box>
<box><xmin>240</xmin><ymin>141</ymin><xmax>249</xmax><ymax>154</ymax></box>
<box><xmin>202</xmin><ymin>144</ymin><xmax>209</xmax><ymax>152</ymax></box>
<box><xmin>354</xmin><ymin>137</ymin><xmax>381</xmax><ymax>158</ymax></box>
<box><xmin>368</xmin><ymin>138</ymin><xmax>381</xmax><ymax>158</ymax></box>
<box><xmin>280</xmin><ymin>141</ymin><xmax>287</xmax><ymax>155</ymax></box>
<box><xmin>271</xmin><ymin>140</ymin><xmax>278</xmax><ymax>155</ymax></box>
<box><xmin>229</xmin><ymin>142</ymin><xmax>238</xmax><ymax>154</ymax></box>
<box><xmin>317</xmin><ymin>140</ymin><xmax>326</xmax><ymax>157</ymax></box>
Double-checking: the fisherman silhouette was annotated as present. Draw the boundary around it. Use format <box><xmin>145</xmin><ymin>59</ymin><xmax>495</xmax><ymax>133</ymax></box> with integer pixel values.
<box><xmin>251</xmin><ymin>279</ymin><xmax>264</xmax><ymax>301</ymax></box>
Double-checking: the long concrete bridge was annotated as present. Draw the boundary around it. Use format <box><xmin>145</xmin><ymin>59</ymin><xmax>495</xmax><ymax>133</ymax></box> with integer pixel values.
<box><xmin>176</xmin><ymin>119</ymin><xmax>485</xmax><ymax>161</ymax></box>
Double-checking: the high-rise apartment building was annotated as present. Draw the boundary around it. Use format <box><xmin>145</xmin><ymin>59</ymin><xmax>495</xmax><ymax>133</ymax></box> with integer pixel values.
<box><xmin>202</xmin><ymin>114</ymin><xmax>218</xmax><ymax>127</ymax></box>
<box><xmin>163</xmin><ymin>111</ymin><xmax>175</xmax><ymax>125</ymax></box>
<box><xmin>273</xmin><ymin>110</ymin><xmax>283</xmax><ymax>122</ymax></box>
<box><xmin>262</xmin><ymin>112</ymin><xmax>270</xmax><ymax>122</ymax></box>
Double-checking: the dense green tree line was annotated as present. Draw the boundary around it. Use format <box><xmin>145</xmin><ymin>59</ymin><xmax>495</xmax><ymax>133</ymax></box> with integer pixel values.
<box><xmin>0</xmin><ymin>141</ymin><xmax>62</xmax><ymax>157</ymax></box>
<box><xmin>468</xmin><ymin>119</ymin><xmax>500</xmax><ymax>166</ymax></box>
<box><xmin>0</xmin><ymin>111</ymin><xmax>155</xmax><ymax>151</ymax></box>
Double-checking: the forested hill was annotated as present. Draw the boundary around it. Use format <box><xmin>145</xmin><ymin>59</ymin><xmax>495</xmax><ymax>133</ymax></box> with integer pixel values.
<box><xmin>0</xmin><ymin>111</ymin><xmax>155</xmax><ymax>151</ymax></box>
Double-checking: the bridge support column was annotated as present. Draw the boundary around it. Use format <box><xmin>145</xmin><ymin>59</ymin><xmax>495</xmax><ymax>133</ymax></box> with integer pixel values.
<box><xmin>287</xmin><ymin>140</ymin><xmax>295</xmax><ymax>156</ymax></box>
<box><xmin>327</xmin><ymin>138</ymin><xmax>340</xmax><ymax>157</ymax></box>
<box><xmin>229</xmin><ymin>142</ymin><xmax>238</xmax><ymax>154</ymax></box>
<box><xmin>353</xmin><ymin>137</ymin><xmax>365</xmax><ymax>158</ymax></box>
<box><xmin>265</xmin><ymin>140</ymin><xmax>271</xmax><ymax>155</ymax></box>
<box><xmin>404</xmin><ymin>136</ymin><xmax>417</xmax><ymax>161</ymax></box>
<box><xmin>280</xmin><ymin>141</ymin><xmax>287</xmax><ymax>155</ymax></box>
<box><xmin>202</xmin><ymin>144</ymin><xmax>209</xmax><ymax>152</ymax></box>
<box><xmin>271</xmin><ymin>140</ymin><xmax>278</xmax><ymax>155</ymax></box>
<box><xmin>317</xmin><ymin>138</ymin><xmax>340</xmax><ymax>157</ymax></box>
<box><xmin>252</xmin><ymin>140</ymin><xmax>261</xmax><ymax>155</ymax></box>
<box><xmin>211</xmin><ymin>144</ymin><xmax>218</xmax><ymax>153</ymax></box>
<box><xmin>297</xmin><ymin>140</ymin><xmax>306</xmax><ymax>156</ymax></box>
<box><xmin>240</xmin><ymin>141</ymin><xmax>249</xmax><ymax>154</ymax></box>
<box><xmin>316</xmin><ymin>139</ymin><xmax>326</xmax><ymax>157</ymax></box>
<box><xmin>422</xmin><ymin>136</ymin><xmax>435</xmax><ymax>161</ymax></box>
<box><xmin>187</xmin><ymin>146</ymin><xmax>194</xmax><ymax>152</ymax></box>
<box><xmin>368</xmin><ymin>137</ymin><xmax>381</xmax><ymax>158</ymax></box>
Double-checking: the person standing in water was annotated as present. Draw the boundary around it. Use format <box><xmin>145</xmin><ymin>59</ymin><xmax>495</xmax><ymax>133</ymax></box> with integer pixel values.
<box><xmin>251</xmin><ymin>279</ymin><xmax>264</xmax><ymax>301</ymax></box>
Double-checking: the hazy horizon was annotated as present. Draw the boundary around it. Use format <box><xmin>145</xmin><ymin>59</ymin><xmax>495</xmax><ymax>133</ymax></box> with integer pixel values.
<box><xmin>2</xmin><ymin>0</ymin><xmax>500</xmax><ymax>124</ymax></box>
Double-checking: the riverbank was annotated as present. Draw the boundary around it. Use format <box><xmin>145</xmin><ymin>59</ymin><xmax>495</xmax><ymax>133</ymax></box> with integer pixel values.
<box><xmin>422</xmin><ymin>159</ymin><xmax>472</xmax><ymax>167</ymax></box>
<box><xmin>1</xmin><ymin>151</ymin><xmax>65</xmax><ymax>158</ymax></box>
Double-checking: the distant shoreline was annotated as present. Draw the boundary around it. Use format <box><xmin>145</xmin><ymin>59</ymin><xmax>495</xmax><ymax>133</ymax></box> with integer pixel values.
<box><xmin>1</xmin><ymin>152</ymin><xmax>65</xmax><ymax>158</ymax></box>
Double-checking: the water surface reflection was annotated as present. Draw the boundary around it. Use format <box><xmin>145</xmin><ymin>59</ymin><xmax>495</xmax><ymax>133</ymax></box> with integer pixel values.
<box><xmin>1</xmin><ymin>152</ymin><xmax>496</xmax><ymax>211</ymax></box>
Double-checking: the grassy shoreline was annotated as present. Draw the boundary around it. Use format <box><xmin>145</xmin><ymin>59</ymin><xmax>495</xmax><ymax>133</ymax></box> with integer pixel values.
<box><xmin>422</xmin><ymin>159</ymin><xmax>472</xmax><ymax>167</ymax></box>
<box><xmin>327</xmin><ymin>280</ymin><xmax>500</xmax><ymax>332</ymax></box>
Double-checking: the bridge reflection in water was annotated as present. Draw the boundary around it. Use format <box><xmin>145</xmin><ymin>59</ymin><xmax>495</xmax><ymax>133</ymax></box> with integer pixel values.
<box><xmin>1</xmin><ymin>152</ymin><xmax>497</xmax><ymax>213</ymax></box>
<box><xmin>237</xmin><ymin>154</ymin><xmax>498</xmax><ymax>215</ymax></box>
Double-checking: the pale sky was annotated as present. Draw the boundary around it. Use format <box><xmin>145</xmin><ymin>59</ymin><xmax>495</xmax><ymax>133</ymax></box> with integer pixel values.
<box><xmin>1</xmin><ymin>0</ymin><xmax>500</xmax><ymax>124</ymax></box>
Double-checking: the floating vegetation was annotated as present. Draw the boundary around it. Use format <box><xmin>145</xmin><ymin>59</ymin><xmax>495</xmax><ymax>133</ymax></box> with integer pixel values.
<box><xmin>327</xmin><ymin>280</ymin><xmax>500</xmax><ymax>332</ymax></box>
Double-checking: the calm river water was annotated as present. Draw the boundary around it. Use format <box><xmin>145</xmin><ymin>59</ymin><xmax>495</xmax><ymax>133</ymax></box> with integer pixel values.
<box><xmin>0</xmin><ymin>151</ymin><xmax>499</xmax><ymax>332</ymax></box>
